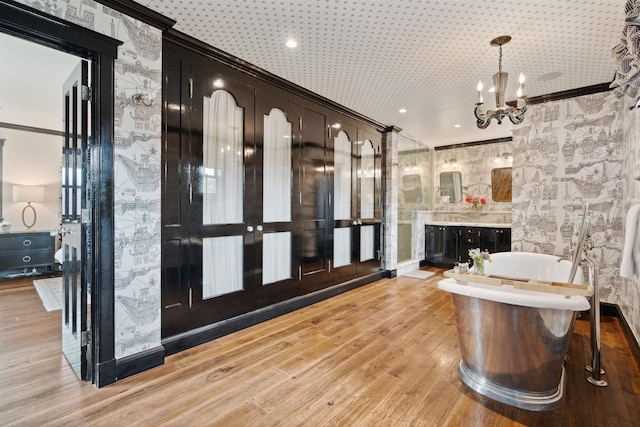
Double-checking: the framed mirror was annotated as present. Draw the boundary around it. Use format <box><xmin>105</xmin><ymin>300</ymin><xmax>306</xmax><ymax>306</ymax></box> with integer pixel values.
<box><xmin>491</xmin><ymin>167</ymin><xmax>512</xmax><ymax>202</ymax></box>
<box><xmin>439</xmin><ymin>171</ymin><xmax>462</xmax><ymax>203</ymax></box>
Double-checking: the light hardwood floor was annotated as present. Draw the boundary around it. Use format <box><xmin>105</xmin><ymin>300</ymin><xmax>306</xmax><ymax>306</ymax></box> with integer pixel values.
<box><xmin>1</xmin><ymin>270</ymin><xmax>639</xmax><ymax>426</ymax></box>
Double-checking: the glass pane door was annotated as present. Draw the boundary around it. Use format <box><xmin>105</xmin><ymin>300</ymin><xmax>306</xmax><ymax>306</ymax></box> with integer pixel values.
<box><xmin>333</xmin><ymin>130</ymin><xmax>352</xmax><ymax>268</ymax></box>
<box><xmin>189</xmin><ymin>66</ymin><xmax>256</xmax><ymax>329</ymax></box>
<box><xmin>355</xmin><ymin>130</ymin><xmax>382</xmax><ymax>275</ymax></box>
<box><xmin>329</xmin><ymin>120</ymin><xmax>357</xmax><ymax>283</ymax></box>
<box><xmin>202</xmin><ymin>90</ymin><xmax>244</xmax><ymax>299</ymax></box>
<box><xmin>253</xmin><ymin>95</ymin><xmax>301</xmax><ymax>307</ymax></box>
<box><xmin>262</xmin><ymin>108</ymin><xmax>293</xmax><ymax>285</ymax></box>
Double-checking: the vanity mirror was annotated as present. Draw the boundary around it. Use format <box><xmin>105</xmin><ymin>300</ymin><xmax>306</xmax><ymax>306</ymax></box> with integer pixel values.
<box><xmin>491</xmin><ymin>167</ymin><xmax>512</xmax><ymax>202</ymax></box>
<box><xmin>440</xmin><ymin>171</ymin><xmax>462</xmax><ymax>203</ymax></box>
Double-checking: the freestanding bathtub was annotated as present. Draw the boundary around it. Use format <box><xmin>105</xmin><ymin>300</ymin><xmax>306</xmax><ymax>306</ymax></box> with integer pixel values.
<box><xmin>438</xmin><ymin>252</ymin><xmax>590</xmax><ymax>411</ymax></box>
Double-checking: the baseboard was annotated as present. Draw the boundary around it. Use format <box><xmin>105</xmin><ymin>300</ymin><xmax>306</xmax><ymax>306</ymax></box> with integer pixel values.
<box><xmin>95</xmin><ymin>358</ymin><xmax>117</xmax><ymax>388</ymax></box>
<box><xmin>102</xmin><ymin>346</ymin><xmax>166</xmax><ymax>386</ymax></box>
<box><xmin>162</xmin><ymin>271</ymin><xmax>384</xmax><ymax>356</ymax></box>
<box><xmin>383</xmin><ymin>269</ymin><xmax>397</xmax><ymax>278</ymax></box>
<box><xmin>601</xmin><ymin>302</ymin><xmax>640</xmax><ymax>369</ymax></box>
<box><xmin>600</xmin><ymin>302</ymin><xmax>619</xmax><ymax>318</ymax></box>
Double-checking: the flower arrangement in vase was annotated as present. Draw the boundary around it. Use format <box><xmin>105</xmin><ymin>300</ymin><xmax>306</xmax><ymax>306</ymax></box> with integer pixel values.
<box><xmin>469</xmin><ymin>248</ymin><xmax>491</xmax><ymax>275</ymax></box>
<box><xmin>465</xmin><ymin>195</ymin><xmax>486</xmax><ymax>210</ymax></box>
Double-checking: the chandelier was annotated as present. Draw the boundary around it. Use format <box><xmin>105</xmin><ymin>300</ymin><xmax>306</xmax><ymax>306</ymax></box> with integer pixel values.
<box><xmin>474</xmin><ymin>35</ymin><xmax>527</xmax><ymax>129</ymax></box>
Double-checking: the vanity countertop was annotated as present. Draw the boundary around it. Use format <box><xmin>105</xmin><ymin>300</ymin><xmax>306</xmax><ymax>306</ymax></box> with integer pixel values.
<box><xmin>425</xmin><ymin>221</ymin><xmax>511</xmax><ymax>229</ymax></box>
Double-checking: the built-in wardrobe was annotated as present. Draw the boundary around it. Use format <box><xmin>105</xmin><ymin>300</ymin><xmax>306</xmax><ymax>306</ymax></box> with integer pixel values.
<box><xmin>161</xmin><ymin>34</ymin><xmax>385</xmax><ymax>351</ymax></box>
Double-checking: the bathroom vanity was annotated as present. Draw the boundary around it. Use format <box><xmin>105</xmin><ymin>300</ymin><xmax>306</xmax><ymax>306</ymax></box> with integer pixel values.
<box><xmin>425</xmin><ymin>223</ymin><xmax>511</xmax><ymax>267</ymax></box>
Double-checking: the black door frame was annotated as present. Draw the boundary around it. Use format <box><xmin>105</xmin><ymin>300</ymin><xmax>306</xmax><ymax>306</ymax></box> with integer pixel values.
<box><xmin>0</xmin><ymin>1</ymin><xmax>119</xmax><ymax>386</ymax></box>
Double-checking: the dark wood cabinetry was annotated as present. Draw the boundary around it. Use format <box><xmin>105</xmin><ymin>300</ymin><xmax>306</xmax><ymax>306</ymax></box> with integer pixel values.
<box><xmin>0</xmin><ymin>231</ymin><xmax>56</xmax><ymax>274</ymax></box>
<box><xmin>425</xmin><ymin>224</ymin><xmax>511</xmax><ymax>267</ymax></box>
<box><xmin>480</xmin><ymin>227</ymin><xmax>512</xmax><ymax>254</ymax></box>
<box><xmin>162</xmin><ymin>37</ymin><xmax>384</xmax><ymax>341</ymax></box>
<box><xmin>425</xmin><ymin>225</ymin><xmax>464</xmax><ymax>266</ymax></box>
<box><xmin>425</xmin><ymin>225</ymin><xmax>445</xmax><ymax>264</ymax></box>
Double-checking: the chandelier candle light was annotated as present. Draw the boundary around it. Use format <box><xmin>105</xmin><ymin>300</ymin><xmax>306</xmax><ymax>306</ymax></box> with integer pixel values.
<box><xmin>475</xmin><ymin>35</ymin><xmax>528</xmax><ymax>128</ymax></box>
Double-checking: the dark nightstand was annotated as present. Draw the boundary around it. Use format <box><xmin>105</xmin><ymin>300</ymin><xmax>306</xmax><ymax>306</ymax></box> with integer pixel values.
<box><xmin>0</xmin><ymin>231</ymin><xmax>55</xmax><ymax>275</ymax></box>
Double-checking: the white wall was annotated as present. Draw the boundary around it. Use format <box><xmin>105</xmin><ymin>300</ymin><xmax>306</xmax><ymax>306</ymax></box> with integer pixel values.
<box><xmin>1</xmin><ymin>128</ymin><xmax>62</xmax><ymax>232</ymax></box>
<box><xmin>0</xmin><ymin>33</ymin><xmax>79</xmax><ymax>131</ymax></box>
<box><xmin>0</xmin><ymin>32</ymin><xmax>77</xmax><ymax>234</ymax></box>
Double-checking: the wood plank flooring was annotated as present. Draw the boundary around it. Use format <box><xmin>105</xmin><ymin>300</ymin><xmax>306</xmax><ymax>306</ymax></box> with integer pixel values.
<box><xmin>1</xmin><ymin>270</ymin><xmax>639</xmax><ymax>426</ymax></box>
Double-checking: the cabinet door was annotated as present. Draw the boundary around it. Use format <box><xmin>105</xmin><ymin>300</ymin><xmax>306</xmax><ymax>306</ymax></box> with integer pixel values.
<box><xmin>189</xmin><ymin>65</ymin><xmax>257</xmax><ymax>329</ymax></box>
<box><xmin>328</xmin><ymin>120</ymin><xmax>358</xmax><ymax>284</ymax></box>
<box><xmin>479</xmin><ymin>227</ymin><xmax>511</xmax><ymax>254</ymax></box>
<box><xmin>479</xmin><ymin>228</ymin><xmax>498</xmax><ymax>253</ymax></box>
<box><xmin>496</xmin><ymin>228</ymin><xmax>511</xmax><ymax>253</ymax></box>
<box><xmin>425</xmin><ymin>225</ymin><xmax>444</xmax><ymax>263</ymax></box>
<box><xmin>443</xmin><ymin>226</ymin><xmax>462</xmax><ymax>264</ymax></box>
<box><xmin>253</xmin><ymin>92</ymin><xmax>302</xmax><ymax>307</ymax></box>
<box><xmin>355</xmin><ymin>128</ymin><xmax>382</xmax><ymax>276</ymax></box>
<box><xmin>298</xmin><ymin>108</ymin><xmax>329</xmax><ymax>290</ymax></box>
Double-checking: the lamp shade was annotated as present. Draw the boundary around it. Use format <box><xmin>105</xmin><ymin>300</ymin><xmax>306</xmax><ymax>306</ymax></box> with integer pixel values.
<box><xmin>13</xmin><ymin>185</ymin><xmax>45</xmax><ymax>203</ymax></box>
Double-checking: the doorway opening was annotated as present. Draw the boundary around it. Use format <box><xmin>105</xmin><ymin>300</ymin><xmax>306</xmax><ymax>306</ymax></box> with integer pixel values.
<box><xmin>0</xmin><ymin>31</ymin><xmax>93</xmax><ymax>381</ymax></box>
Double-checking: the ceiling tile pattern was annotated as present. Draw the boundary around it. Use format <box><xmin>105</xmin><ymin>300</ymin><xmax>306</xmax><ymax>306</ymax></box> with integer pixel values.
<box><xmin>138</xmin><ymin>0</ymin><xmax>625</xmax><ymax>146</ymax></box>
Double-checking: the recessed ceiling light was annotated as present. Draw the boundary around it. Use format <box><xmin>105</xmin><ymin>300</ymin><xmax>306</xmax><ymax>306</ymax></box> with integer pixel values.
<box><xmin>286</xmin><ymin>39</ymin><xmax>298</xmax><ymax>48</ymax></box>
<box><xmin>453</xmin><ymin>124</ymin><xmax>461</xmax><ymax>128</ymax></box>
<box><xmin>399</xmin><ymin>108</ymin><xmax>407</xmax><ymax>113</ymax></box>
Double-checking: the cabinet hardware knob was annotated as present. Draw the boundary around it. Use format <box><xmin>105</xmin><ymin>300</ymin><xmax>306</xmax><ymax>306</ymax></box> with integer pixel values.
<box><xmin>256</xmin><ymin>225</ymin><xmax>263</xmax><ymax>231</ymax></box>
<box><xmin>247</xmin><ymin>225</ymin><xmax>254</xmax><ymax>232</ymax></box>
<box><xmin>23</xmin><ymin>240</ymin><xmax>32</xmax><ymax>247</ymax></box>
<box><xmin>22</xmin><ymin>255</ymin><xmax>31</xmax><ymax>263</ymax></box>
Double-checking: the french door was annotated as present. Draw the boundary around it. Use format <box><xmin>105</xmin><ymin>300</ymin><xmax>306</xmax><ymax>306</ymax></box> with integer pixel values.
<box><xmin>61</xmin><ymin>60</ymin><xmax>91</xmax><ymax>380</ymax></box>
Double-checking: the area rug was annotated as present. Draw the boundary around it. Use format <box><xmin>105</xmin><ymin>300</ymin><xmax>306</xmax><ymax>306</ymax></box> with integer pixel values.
<box><xmin>400</xmin><ymin>270</ymin><xmax>435</xmax><ymax>280</ymax></box>
<box><xmin>33</xmin><ymin>277</ymin><xmax>63</xmax><ymax>312</ymax></box>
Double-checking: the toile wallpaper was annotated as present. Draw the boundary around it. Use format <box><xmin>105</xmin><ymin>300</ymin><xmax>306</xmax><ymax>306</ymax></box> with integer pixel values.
<box><xmin>511</xmin><ymin>93</ymin><xmax>624</xmax><ymax>300</ymax></box>
<box><xmin>15</xmin><ymin>0</ymin><xmax>163</xmax><ymax>359</ymax></box>
<box><xmin>620</xmin><ymin>94</ymin><xmax>640</xmax><ymax>344</ymax></box>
